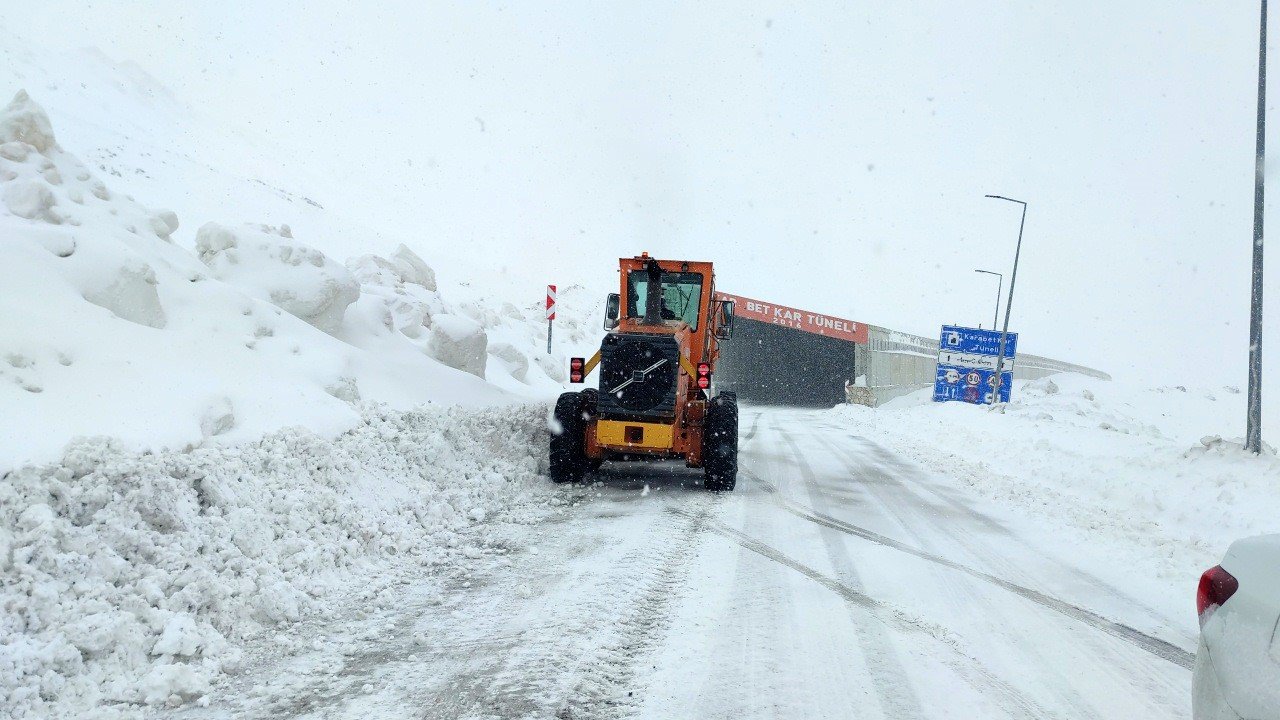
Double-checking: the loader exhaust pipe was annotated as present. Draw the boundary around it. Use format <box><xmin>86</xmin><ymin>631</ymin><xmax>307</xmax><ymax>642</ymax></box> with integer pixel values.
<box><xmin>643</xmin><ymin>257</ymin><xmax>663</xmax><ymax>324</ymax></box>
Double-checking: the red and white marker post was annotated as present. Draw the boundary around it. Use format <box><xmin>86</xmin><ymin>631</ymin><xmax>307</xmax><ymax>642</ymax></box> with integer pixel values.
<box><xmin>545</xmin><ymin>285</ymin><xmax>556</xmax><ymax>354</ymax></box>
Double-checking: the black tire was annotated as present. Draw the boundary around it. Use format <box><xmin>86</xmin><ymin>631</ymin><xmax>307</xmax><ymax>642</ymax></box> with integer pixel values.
<box><xmin>550</xmin><ymin>392</ymin><xmax>587</xmax><ymax>483</ymax></box>
<box><xmin>703</xmin><ymin>392</ymin><xmax>738</xmax><ymax>491</ymax></box>
<box><xmin>579</xmin><ymin>389</ymin><xmax>604</xmax><ymax>474</ymax></box>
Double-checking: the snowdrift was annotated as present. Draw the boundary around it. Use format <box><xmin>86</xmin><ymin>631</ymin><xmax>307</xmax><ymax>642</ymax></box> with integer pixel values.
<box><xmin>0</xmin><ymin>87</ymin><xmax>604</xmax><ymax>718</ymax></box>
<box><xmin>0</xmin><ymin>90</ymin><xmax>577</xmax><ymax>472</ymax></box>
<box><xmin>0</xmin><ymin>403</ymin><xmax>549</xmax><ymax>717</ymax></box>
<box><xmin>831</xmin><ymin>375</ymin><xmax>1280</xmax><ymax>594</ymax></box>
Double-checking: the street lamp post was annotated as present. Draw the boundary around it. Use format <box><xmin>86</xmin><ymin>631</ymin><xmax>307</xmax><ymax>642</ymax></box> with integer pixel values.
<box><xmin>1246</xmin><ymin>0</ymin><xmax>1266</xmax><ymax>454</ymax></box>
<box><xmin>984</xmin><ymin>195</ymin><xmax>1028</xmax><ymax>405</ymax></box>
<box><xmin>975</xmin><ymin>269</ymin><xmax>1003</xmax><ymax>330</ymax></box>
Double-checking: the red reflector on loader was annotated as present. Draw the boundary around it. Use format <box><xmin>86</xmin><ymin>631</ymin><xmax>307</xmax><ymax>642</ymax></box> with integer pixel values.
<box><xmin>696</xmin><ymin>362</ymin><xmax>711</xmax><ymax>389</ymax></box>
<box><xmin>570</xmin><ymin>357</ymin><xmax>584</xmax><ymax>383</ymax></box>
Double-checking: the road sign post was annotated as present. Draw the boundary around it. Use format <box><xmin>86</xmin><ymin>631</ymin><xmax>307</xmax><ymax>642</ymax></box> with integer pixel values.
<box><xmin>933</xmin><ymin>325</ymin><xmax>1018</xmax><ymax>405</ymax></box>
<box><xmin>984</xmin><ymin>195</ymin><xmax>1028</xmax><ymax>407</ymax></box>
<box><xmin>546</xmin><ymin>285</ymin><xmax>556</xmax><ymax>355</ymax></box>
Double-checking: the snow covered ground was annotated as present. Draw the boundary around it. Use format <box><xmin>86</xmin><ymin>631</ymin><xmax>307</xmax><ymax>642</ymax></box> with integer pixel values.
<box><xmin>5</xmin><ymin>370</ymin><xmax>1268</xmax><ymax>718</ymax></box>
<box><xmin>108</xmin><ymin>393</ymin><xmax>1215</xmax><ymax>720</ymax></box>
<box><xmin>833</xmin><ymin>375</ymin><xmax>1280</xmax><ymax>625</ymax></box>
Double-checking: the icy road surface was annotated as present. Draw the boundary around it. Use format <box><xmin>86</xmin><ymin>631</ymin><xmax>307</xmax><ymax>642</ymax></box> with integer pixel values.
<box><xmin>170</xmin><ymin>407</ymin><xmax>1194</xmax><ymax>719</ymax></box>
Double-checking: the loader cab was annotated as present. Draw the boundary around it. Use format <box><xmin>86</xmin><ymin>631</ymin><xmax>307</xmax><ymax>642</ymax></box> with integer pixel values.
<box><xmin>603</xmin><ymin>254</ymin><xmax>733</xmax><ymax>365</ymax></box>
<box><xmin>625</xmin><ymin>270</ymin><xmax>704</xmax><ymax>329</ymax></box>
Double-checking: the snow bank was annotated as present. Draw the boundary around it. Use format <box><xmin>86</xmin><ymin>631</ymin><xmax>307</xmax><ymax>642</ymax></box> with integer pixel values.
<box><xmin>0</xmin><ymin>402</ymin><xmax>549</xmax><ymax>718</ymax></box>
<box><xmin>831</xmin><ymin>375</ymin><xmax>1280</xmax><ymax>586</ymax></box>
<box><xmin>428</xmin><ymin>314</ymin><xmax>488</xmax><ymax>378</ymax></box>
<box><xmin>0</xmin><ymin>90</ymin><xmax>569</xmax><ymax>472</ymax></box>
<box><xmin>0</xmin><ymin>90</ymin><xmax>56</xmax><ymax>152</ymax></box>
<box><xmin>195</xmin><ymin>222</ymin><xmax>359</xmax><ymax>335</ymax></box>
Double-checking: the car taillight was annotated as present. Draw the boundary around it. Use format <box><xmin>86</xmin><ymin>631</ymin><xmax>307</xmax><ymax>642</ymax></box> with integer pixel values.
<box><xmin>1197</xmin><ymin>565</ymin><xmax>1239</xmax><ymax>625</ymax></box>
<box><xmin>696</xmin><ymin>362</ymin><xmax>711</xmax><ymax>390</ymax></box>
<box><xmin>569</xmin><ymin>357</ymin><xmax>584</xmax><ymax>384</ymax></box>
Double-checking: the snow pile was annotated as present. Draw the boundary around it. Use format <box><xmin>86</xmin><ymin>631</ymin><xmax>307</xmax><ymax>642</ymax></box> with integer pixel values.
<box><xmin>427</xmin><ymin>314</ymin><xmax>488</xmax><ymax>378</ymax></box>
<box><xmin>0</xmin><ymin>89</ymin><xmax>55</xmax><ymax>152</ymax></box>
<box><xmin>194</xmin><ymin>222</ymin><xmax>359</xmax><ymax>335</ymax></box>
<box><xmin>452</xmin><ymin>281</ymin><xmax>606</xmax><ymax>391</ymax></box>
<box><xmin>0</xmin><ymin>90</ymin><xmax>584</xmax><ymax>472</ymax></box>
<box><xmin>0</xmin><ymin>402</ymin><xmax>549</xmax><ymax>717</ymax></box>
<box><xmin>831</xmin><ymin>375</ymin><xmax>1280</xmax><ymax>583</ymax></box>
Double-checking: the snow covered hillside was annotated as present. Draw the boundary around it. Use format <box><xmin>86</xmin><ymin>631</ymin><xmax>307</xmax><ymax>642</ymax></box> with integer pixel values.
<box><xmin>0</xmin><ymin>89</ymin><xmax>598</xmax><ymax>472</ymax></box>
<box><xmin>831</xmin><ymin>375</ymin><xmax>1280</xmax><ymax>616</ymax></box>
<box><xmin>0</xmin><ymin>60</ymin><xmax>613</xmax><ymax>718</ymax></box>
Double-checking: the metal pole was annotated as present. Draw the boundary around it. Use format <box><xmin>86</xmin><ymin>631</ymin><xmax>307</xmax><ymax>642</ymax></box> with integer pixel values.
<box><xmin>547</xmin><ymin>319</ymin><xmax>553</xmax><ymax>355</ymax></box>
<box><xmin>995</xmin><ymin>274</ymin><xmax>1003</xmax><ymax>329</ymax></box>
<box><xmin>1247</xmin><ymin>0</ymin><xmax>1267</xmax><ymax>453</ymax></box>
<box><xmin>985</xmin><ymin>195</ymin><xmax>1028</xmax><ymax>405</ymax></box>
<box><xmin>975</xmin><ymin>269</ymin><xmax>1003</xmax><ymax>330</ymax></box>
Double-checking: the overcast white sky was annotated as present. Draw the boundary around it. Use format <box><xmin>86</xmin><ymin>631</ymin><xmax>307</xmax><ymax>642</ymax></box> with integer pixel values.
<box><xmin>9</xmin><ymin>1</ymin><xmax>1277</xmax><ymax>403</ymax></box>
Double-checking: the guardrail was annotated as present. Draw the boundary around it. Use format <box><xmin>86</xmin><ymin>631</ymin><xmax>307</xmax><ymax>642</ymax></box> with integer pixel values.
<box><xmin>862</xmin><ymin>324</ymin><xmax>1109</xmax><ymax>402</ymax></box>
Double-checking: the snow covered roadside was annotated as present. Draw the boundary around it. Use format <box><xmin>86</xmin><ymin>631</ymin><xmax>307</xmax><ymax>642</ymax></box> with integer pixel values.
<box><xmin>0</xmin><ymin>402</ymin><xmax>551</xmax><ymax>718</ymax></box>
<box><xmin>830</xmin><ymin>375</ymin><xmax>1280</xmax><ymax>605</ymax></box>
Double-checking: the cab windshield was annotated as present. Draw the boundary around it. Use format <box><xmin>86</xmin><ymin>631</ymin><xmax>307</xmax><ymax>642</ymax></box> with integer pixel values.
<box><xmin>627</xmin><ymin>271</ymin><xmax>703</xmax><ymax>329</ymax></box>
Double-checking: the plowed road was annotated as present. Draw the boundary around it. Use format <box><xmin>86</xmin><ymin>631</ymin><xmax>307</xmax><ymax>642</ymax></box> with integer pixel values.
<box><xmin>174</xmin><ymin>407</ymin><xmax>1194</xmax><ymax>719</ymax></box>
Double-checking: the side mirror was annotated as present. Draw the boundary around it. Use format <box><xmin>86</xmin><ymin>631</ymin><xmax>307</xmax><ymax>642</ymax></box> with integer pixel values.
<box><xmin>715</xmin><ymin>300</ymin><xmax>735</xmax><ymax>339</ymax></box>
<box><xmin>603</xmin><ymin>293</ymin><xmax>620</xmax><ymax>330</ymax></box>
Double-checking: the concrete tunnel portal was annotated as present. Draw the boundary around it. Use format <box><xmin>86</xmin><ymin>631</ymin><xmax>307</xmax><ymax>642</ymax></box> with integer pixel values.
<box><xmin>713</xmin><ymin>293</ymin><xmax>868</xmax><ymax>408</ymax></box>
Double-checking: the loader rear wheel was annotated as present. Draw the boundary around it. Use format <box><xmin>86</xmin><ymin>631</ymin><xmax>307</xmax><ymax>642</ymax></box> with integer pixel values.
<box><xmin>550</xmin><ymin>392</ymin><xmax>588</xmax><ymax>483</ymax></box>
<box><xmin>578</xmin><ymin>389</ymin><xmax>605</xmax><ymax>471</ymax></box>
<box><xmin>703</xmin><ymin>391</ymin><xmax>738</xmax><ymax>491</ymax></box>
<box><xmin>580</xmin><ymin>388</ymin><xmax>599</xmax><ymax>413</ymax></box>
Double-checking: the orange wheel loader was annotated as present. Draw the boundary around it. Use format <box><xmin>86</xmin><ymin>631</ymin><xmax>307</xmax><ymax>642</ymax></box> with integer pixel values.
<box><xmin>550</xmin><ymin>253</ymin><xmax>738</xmax><ymax>490</ymax></box>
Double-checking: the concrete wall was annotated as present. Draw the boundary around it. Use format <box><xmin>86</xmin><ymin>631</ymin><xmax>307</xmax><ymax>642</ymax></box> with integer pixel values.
<box><xmin>864</xmin><ymin>325</ymin><xmax>1110</xmax><ymax>399</ymax></box>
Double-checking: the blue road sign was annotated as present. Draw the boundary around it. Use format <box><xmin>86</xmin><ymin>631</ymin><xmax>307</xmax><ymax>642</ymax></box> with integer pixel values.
<box><xmin>933</xmin><ymin>325</ymin><xmax>1018</xmax><ymax>404</ymax></box>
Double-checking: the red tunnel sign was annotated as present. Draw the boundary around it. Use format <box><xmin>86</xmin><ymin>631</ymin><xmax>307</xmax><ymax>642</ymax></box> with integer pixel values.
<box><xmin>716</xmin><ymin>292</ymin><xmax>868</xmax><ymax>344</ymax></box>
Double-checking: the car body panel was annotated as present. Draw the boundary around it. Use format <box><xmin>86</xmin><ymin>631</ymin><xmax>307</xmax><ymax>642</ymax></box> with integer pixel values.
<box><xmin>1195</xmin><ymin>534</ymin><xmax>1280</xmax><ymax>719</ymax></box>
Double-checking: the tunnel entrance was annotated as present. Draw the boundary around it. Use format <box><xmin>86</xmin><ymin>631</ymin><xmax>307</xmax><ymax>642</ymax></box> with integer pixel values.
<box><xmin>713</xmin><ymin>293</ymin><xmax>867</xmax><ymax>408</ymax></box>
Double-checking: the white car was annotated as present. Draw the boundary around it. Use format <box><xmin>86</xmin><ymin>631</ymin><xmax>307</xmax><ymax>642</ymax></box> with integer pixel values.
<box><xmin>1194</xmin><ymin>534</ymin><xmax>1280</xmax><ymax>719</ymax></box>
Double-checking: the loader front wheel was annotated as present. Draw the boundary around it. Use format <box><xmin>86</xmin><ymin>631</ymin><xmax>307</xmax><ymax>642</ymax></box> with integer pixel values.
<box><xmin>550</xmin><ymin>391</ymin><xmax>588</xmax><ymax>483</ymax></box>
<box><xmin>703</xmin><ymin>392</ymin><xmax>738</xmax><ymax>491</ymax></box>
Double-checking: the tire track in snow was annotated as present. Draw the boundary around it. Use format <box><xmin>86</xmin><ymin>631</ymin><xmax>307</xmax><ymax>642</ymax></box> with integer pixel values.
<box><xmin>400</xmin><ymin>495</ymin><xmax>719</xmax><ymax>720</ymax></box>
<box><xmin>547</xmin><ymin>494</ymin><xmax>722</xmax><ymax>720</ymax></box>
<box><xmin>739</xmin><ymin>458</ymin><xmax>1195</xmax><ymax>672</ymax></box>
<box><xmin>741</xmin><ymin>409</ymin><xmax>765</xmax><ymax>442</ymax></box>
<box><xmin>815</xmin><ymin>433</ymin><xmax>1190</xmax><ymax>717</ymax></box>
<box><xmin>807</xmin><ymin>432</ymin><xmax>1078</xmax><ymax>719</ymax></box>
<box><xmin>664</xmin><ymin>502</ymin><xmax>999</xmax><ymax>700</ymax></box>
<box><xmin>684</xmin><ymin>461</ymin><xmax>795</xmax><ymax>718</ymax></box>
<box><xmin>836</xmin><ymin>431</ymin><xmax>1180</xmax><ymax>631</ymax></box>
<box><xmin>772</xmin><ymin>426</ymin><xmax>927</xmax><ymax>719</ymax></box>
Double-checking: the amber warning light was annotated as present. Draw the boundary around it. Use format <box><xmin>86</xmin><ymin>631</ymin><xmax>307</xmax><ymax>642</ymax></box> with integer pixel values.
<box><xmin>569</xmin><ymin>357</ymin><xmax>585</xmax><ymax>384</ymax></box>
<box><xmin>696</xmin><ymin>362</ymin><xmax>712</xmax><ymax>390</ymax></box>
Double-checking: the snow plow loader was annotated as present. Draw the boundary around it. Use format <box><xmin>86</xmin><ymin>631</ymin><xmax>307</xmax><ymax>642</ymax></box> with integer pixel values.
<box><xmin>550</xmin><ymin>253</ymin><xmax>739</xmax><ymax>490</ymax></box>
